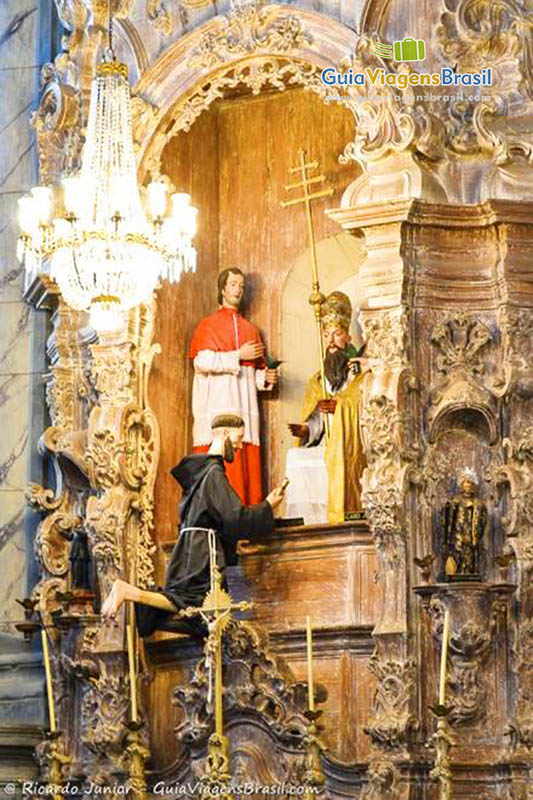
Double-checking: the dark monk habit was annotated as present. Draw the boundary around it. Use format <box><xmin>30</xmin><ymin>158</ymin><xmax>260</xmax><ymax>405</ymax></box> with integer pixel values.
<box><xmin>135</xmin><ymin>452</ymin><xmax>274</xmax><ymax>637</ymax></box>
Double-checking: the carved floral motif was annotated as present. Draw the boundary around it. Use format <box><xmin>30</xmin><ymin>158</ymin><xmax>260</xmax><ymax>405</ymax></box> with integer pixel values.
<box><xmin>188</xmin><ymin>5</ymin><xmax>314</xmax><ymax>70</ymax></box>
<box><xmin>175</xmin><ymin>621</ymin><xmax>313</xmax><ymax>748</ymax></box>
<box><xmin>431</xmin><ymin>313</ymin><xmax>491</xmax><ymax>377</ymax></box>
<box><xmin>81</xmin><ymin>666</ymin><xmax>130</xmax><ymax>759</ymax></box>
<box><xmin>360</xmin><ymin>309</ymin><xmax>409</xmax><ymax>365</ymax></box>
<box><xmin>364</xmin><ymin>655</ymin><xmax>418</xmax><ymax>749</ymax></box>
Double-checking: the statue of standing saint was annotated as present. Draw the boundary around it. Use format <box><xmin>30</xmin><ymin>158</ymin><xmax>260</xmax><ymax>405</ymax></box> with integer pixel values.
<box><xmin>441</xmin><ymin>470</ymin><xmax>488</xmax><ymax>580</ymax></box>
<box><xmin>189</xmin><ymin>268</ymin><xmax>278</xmax><ymax>505</ymax></box>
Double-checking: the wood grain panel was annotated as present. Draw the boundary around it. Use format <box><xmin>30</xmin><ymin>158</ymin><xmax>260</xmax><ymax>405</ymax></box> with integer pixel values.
<box><xmin>151</xmin><ymin>107</ymin><xmax>220</xmax><ymax>546</ymax></box>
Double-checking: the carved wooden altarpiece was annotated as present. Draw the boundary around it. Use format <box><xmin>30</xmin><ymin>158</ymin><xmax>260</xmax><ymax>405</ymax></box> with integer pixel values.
<box><xmin>22</xmin><ymin>0</ymin><xmax>533</xmax><ymax>797</ymax></box>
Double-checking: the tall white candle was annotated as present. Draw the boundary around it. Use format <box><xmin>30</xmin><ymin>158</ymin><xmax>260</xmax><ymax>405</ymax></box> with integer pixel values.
<box><xmin>439</xmin><ymin>610</ymin><xmax>450</xmax><ymax>705</ymax></box>
<box><xmin>126</xmin><ymin>622</ymin><xmax>138</xmax><ymax>724</ymax></box>
<box><xmin>41</xmin><ymin>628</ymin><xmax>57</xmax><ymax>732</ymax></box>
<box><xmin>306</xmin><ymin>616</ymin><xmax>315</xmax><ymax>712</ymax></box>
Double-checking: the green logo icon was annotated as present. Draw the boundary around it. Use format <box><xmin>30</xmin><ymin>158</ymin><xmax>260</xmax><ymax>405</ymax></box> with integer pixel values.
<box><xmin>373</xmin><ymin>37</ymin><xmax>426</xmax><ymax>62</ymax></box>
<box><xmin>373</xmin><ymin>41</ymin><xmax>393</xmax><ymax>59</ymax></box>
<box><xmin>394</xmin><ymin>38</ymin><xmax>425</xmax><ymax>62</ymax></box>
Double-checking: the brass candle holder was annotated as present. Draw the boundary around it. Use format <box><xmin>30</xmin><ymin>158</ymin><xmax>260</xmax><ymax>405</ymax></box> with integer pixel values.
<box><xmin>125</xmin><ymin>720</ymin><xmax>149</xmax><ymax>800</ymax></box>
<box><xmin>35</xmin><ymin>730</ymin><xmax>71</xmax><ymax>800</ymax></box>
<box><xmin>303</xmin><ymin>709</ymin><xmax>326</xmax><ymax>799</ymax></box>
<box><xmin>428</xmin><ymin>704</ymin><xmax>455</xmax><ymax>800</ymax></box>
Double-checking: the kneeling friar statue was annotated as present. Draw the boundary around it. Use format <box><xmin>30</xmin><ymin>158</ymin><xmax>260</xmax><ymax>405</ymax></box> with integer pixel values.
<box><xmin>102</xmin><ymin>414</ymin><xmax>285</xmax><ymax>636</ymax></box>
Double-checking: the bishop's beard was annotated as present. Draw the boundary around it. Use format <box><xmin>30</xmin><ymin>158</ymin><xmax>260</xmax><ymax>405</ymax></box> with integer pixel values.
<box><xmin>324</xmin><ymin>348</ymin><xmax>350</xmax><ymax>392</ymax></box>
<box><xmin>224</xmin><ymin>437</ymin><xmax>236</xmax><ymax>463</ymax></box>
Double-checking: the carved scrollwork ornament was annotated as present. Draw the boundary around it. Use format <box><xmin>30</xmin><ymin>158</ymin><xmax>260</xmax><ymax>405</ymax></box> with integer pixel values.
<box><xmin>175</xmin><ymin>621</ymin><xmax>314</xmax><ymax>749</ymax></box>
<box><xmin>81</xmin><ymin>668</ymin><xmax>130</xmax><ymax>758</ymax></box>
<box><xmin>187</xmin><ymin>4</ymin><xmax>314</xmax><ymax>71</ymax></box>
<box><xmin>362</xmin><ymin>759</ymin><xmax>402</xmax><ymax>800</ymax></box>
<box><xmin>364</xmin><ymin>654</ymin><xmax>419</xmax><ymax>750</ymax></box>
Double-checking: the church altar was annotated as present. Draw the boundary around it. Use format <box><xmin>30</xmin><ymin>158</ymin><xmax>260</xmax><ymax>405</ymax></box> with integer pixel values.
<box><xmin>8</xmin><ymin>0</ymin><xmax>533</xmax><ymax>797</ymax></box>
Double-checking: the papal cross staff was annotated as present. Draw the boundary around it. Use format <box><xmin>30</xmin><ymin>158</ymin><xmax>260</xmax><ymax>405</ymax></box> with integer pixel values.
<box><xmin>177</xmin><ymin>529</ymin><xmax>252</xmax><ymax>798</ymax></box>
<box><xmin>281</xmin><ymin>150</ymin><xmax>334</xmax><ymax>440</ymax></box>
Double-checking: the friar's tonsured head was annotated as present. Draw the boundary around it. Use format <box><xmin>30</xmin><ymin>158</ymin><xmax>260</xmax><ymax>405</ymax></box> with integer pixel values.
<box><xmin>211</xmin><ymin>414</ymin><xmax>245</xmax><ymax>462</ymax></box>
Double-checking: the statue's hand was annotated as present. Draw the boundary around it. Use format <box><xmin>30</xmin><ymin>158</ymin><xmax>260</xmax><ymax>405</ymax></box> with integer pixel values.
<box><xmin>349</xmin><ymin>357</ymin><xmax>370</xmax><ymax>374</ymax></box>
<box><xmin>239</xmin><ymin>340</ymin><xmax>264</xmax><ymax>360</ymax></box>
<box><xmin>318</xmin><ymin>398</ymin><xmax>337</xmax><ymax>414</ymax></box>
<box><xmin>265</xmin><ymin>368</ymin><xmax>278</xmax><ymax>386</ymax></box>
<box><xmin>266</xmin><ymin>485</ymin><xmax>286</xmax><ymax>510</ymax></box>
<box><xmin>288</xmin><ymin>423</ymin><xmax>309</xmax><ymax>443</ymax></box>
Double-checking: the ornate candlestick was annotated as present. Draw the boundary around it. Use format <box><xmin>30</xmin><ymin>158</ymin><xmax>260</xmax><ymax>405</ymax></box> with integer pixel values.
<box><xmin>303</xmin><ymin>618</ymin><xmax>325</xmax><ymax>800</ymax></box>
<box><xmin>429</xmin><ymin>609</ymin><xmax>455</xmax><ymax>800</ymax></box>
<box><xmin>125</xmin><ymin>614</ymin><xmax>148</xmax><ymax>799</ymax></box>
<box><xmin>38</xmin><ymin>628</ymin><xmax>70</xmax><ymax>799</ymax></box>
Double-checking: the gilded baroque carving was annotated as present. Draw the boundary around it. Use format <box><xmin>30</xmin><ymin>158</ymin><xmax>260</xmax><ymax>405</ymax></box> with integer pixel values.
<box><xmin>431</xmin><ymin>313</ymin><xmax>491</xmax><ymax>377</ymax></box>
<box><xmin>34</xmin><ymin>498</ymin><xmax>82</xmax><ymax>577</ymax></box>
<box><xmin>428</xmin><ymin>311</ymin><xmax>498</xmax><ymax>444</ymax></box>
<box><xmin>175</xmin><ymin>621</ymin><xmax>313</xmax><ymax>748</ymax></box>
<box><xmin>81</xmin><ymin>664</ymin><xmax>130</xmax><ymax>759</ymax></box>
<box><xmin>163</xmin><ymin>59</ymin><xmax>321</xmax><ymax>140</ymax></box>
<box><xmin>86</xmin><ymin>429</ymin><xmax>122</xmax><ymax>489</ymax></box>
<box><xmin>427</xmin><ymin>595</ymin><xmax>510</xmax><ymax>727</ymax></box>
<box><xmin>131</xmin><ymin>94</ymin><xmax>159</xmax><ymax>151</ymax></box>
<box><xmin>362</xmin><ymin>760</ymin><xmax>402</xmax><ymax>800</ymax></box>
<box><xmin>26</xmin><ymin>482</ymin><xmax>64</xmax><ymax>512</ymax></box>
<box><xmin>364</xmin><ymin>654</ymin><xmax>418</xmax><ymax>749</ymax></box>
<box><xmin>89</xmin><ymin>343</ymin><xmax>134</xmax><ymax>403</ymax></box>
<box><xmin>360</xmin><ymin>309</ymin><xmax>409</xmax><ymax>365</ymax></box>
<box><xmin>438</xmin><ymin>0</ymin><xmax>533</xmax><ymax>101</ymax></box>
<box><xmin>506</xmin><ymin>620</ymin><xmax>533</xmax><ymax>751</ymax></box>
<box><xmin>146</xmin><ymin>0</ymin><xmax>173</xmax><ymax>37</ymax></box>
<box><xmin>187</xmin><ymin>5</ymin><xmax>314</xmax><ymax>70</ymax></box>
<box><xmin>86</xmin><ymin>493</ymin><xmax>126</xmax><ymax>581</ymax></box>
<box><xmin>434</xmin><ymin>0</ymin><xmax>533</xmax><ymax>158</ymax></box>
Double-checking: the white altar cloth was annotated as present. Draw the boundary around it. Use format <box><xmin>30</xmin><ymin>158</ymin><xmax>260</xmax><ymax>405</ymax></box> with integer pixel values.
<box><xmin>284</xmin><ymin>445</ymin><xmax>329</xmax><ymax>525</ymax></box>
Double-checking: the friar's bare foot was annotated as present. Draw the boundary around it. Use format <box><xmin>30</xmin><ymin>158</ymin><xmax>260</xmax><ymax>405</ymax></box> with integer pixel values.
<box><xmin>101</xmin><ymin>578</ymin><xmax>129</xmax><ymax>623</ymax></box>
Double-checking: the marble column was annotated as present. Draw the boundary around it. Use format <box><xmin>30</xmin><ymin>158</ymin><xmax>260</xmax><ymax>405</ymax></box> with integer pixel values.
<box><xmin>0</xmin><ymin>0</ymin><xmax>51</xmax><ymax>779</ymax></box>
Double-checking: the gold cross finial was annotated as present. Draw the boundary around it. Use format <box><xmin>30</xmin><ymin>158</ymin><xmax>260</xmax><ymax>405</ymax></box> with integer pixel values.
<box><xmin>281</xmin><ymin>151</ymin><xmax>333</xmax><ymax>439</ymax></box>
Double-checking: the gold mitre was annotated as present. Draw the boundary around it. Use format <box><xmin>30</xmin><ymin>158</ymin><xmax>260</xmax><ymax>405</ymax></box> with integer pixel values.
<box><xmin>321</xmin><ymin>291</ymin><xmax>352</xmax><ymax>332</ymax></box>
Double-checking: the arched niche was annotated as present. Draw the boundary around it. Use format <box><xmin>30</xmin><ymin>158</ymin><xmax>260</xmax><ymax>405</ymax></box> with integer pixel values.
<box><xmin>131</xmin><ymin>6</ymin><xmax>370</xmax><ymax>547</ymax></box>
<box><xmin>131</xmin><ymin>4</ymin><xmax>361</xmax><ymax>181</ymax></box>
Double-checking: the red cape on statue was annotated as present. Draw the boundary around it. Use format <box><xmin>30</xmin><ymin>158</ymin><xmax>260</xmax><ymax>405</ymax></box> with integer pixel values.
<box><xmin>189</xmin><ymin>307</ymin><xmax>264</xmax><ymax>368</ymax></box>
<box><xmin>190</xmin><ymin>306</ymin><xmax>265</xmax><ymax>503</ymax></box>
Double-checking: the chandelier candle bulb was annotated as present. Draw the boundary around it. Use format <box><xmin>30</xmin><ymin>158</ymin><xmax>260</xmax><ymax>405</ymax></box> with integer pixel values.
<box><xmin>147</xmin><ymin>181</ymin><xmax>168</xmax><ymax>219</ymax></box>
<box><xmin>62</xmin><ymin>176</ymin><xmax>82</xmax><ymax>218</ymax></box>
<box><xmin>41</xmin><ymin>628</ymin><xmax>57</xmax><ymax>733</ymax></box>
<box><xmin>18</xmin><ymin>196</ymin><xmax>36</xmax><ymax>236</ymax></box>
<box><xmin>439</xmin><ymin>609</ymin><xmax>450</xmax><ymax>705</ymax></box>
<box><xmin>126</xmin><ymin>621</ymin><xmax>138</xmax><ymax>724</ymax></box>
<box><xmin>306</xmin><ymin>616</ymin><xmax>315</xmax><ymax>712</ymax></box>
<box><xmin>31</xmin><ymin>186</ymin><xmax>52</xmax><ymax>226</ymax></box>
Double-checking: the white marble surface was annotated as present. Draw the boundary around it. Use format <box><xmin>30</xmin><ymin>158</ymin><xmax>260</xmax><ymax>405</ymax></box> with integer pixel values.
<box><xmin>0</xmin><ymin>0</ymin><xmax>40</xmax><ymax>639</ymax></box>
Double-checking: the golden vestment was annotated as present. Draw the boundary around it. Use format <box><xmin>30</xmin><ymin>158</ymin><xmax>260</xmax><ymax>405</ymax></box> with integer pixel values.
<box><xmin>300</xmin><ymin>371</ymin><xmax>365</xmax><ymax>524</ymax></box>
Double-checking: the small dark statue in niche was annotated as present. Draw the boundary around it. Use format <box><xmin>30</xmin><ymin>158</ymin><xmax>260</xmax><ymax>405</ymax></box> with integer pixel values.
<box><xmin>69</xmin><ymin>528</ymin><xmax>91</xmax><ymax>591</ymax></box>
<box><xmin>441</xmin><ymin>470</ymin><xmax>487</xmax><ymax>580</ymax></box>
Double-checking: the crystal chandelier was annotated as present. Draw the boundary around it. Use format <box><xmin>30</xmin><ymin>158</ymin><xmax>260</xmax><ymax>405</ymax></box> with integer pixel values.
<box><xmin>17</xmin><ymin>51</ymin><xmax>198</xmax><ymax>332</ymax></box>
